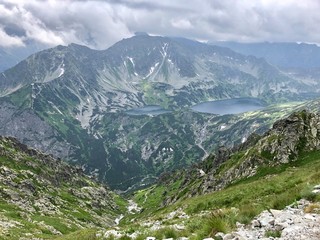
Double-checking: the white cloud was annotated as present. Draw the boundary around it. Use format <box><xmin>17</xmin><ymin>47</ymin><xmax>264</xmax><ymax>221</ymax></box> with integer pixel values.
<box><xmin>171</xmin><ymin>19</ymin><xmax>193</xmax><ymax>30</ymax></box>
<box><xmin>0</xmin><ymin>26</ymin><xmax>24</xmax><ymax>47</ymax></box>
<box><xmin>0</xmin><ymin>0</ymin><xmax>320</xmax><ymax>48</ymax></box>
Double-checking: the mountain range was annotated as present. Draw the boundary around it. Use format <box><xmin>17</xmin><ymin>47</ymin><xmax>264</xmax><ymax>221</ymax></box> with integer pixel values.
<box><xmin>1</xmin><ymin>35</ymin><xmax>320</xmax><ymax>190</ymax></box>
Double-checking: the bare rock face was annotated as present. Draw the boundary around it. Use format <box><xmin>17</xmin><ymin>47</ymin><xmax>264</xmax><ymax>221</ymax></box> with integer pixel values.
<box><xmin>0</xmin><ymin>101</ymin><xmax>73</xmax><ymax>159</ymax></box>
<box><xmin>260</xmin><ymin>110</ymin><xmax>320</xmax><ymax>164</ymax></box>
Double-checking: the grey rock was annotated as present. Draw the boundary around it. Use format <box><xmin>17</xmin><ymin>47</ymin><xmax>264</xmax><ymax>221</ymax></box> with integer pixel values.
<box><xmin>215</xmin><ymin>232</ymin><xmax>225</xmax><ymax>239</ymax></box>
<box><xmin>252</xmin><ymin>219</ymin><xmax>261</xmax><ymax>228</ymax></box>
<box><xmin>313</xmin><ymin>184</ymin><xmax>320</xmax><ymax>190</ymax></box>
<box><xmin>146</xmin><ymin>237</ymin><xmax>156</xmax><ymax>240</ymax></box>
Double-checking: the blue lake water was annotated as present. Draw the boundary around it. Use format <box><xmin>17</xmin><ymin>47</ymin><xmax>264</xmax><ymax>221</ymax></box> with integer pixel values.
<box><xmin>126</xmin><ymin>105</ymin><xmax>171</xmax><ymax>116</ymax></box>
<box><xmin>191</xmin><ymin>98</ymin><xmax>266</xmax><ymax>115</ymax></box>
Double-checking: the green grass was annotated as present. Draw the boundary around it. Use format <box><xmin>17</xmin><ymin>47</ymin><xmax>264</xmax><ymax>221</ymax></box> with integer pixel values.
<box><xmin>113</xmin><ymin>193</ymin><xmax>128</xmax><ymax>213</ymax></box>
<box><xmin>265</xmin><ymin>230</ymin><xmax>281</xmax><ymax>238</ymax></box>
<box><xmin>69</xmin><ymin>208</ymin><xmax>94</xmax><ymax>223</ymax></box>
<box><xmin>54</xmin><ymin>229</ymin><xmax>99</xmax><ymax>240</ymax></box>
<box><xmin>216</xmin><ymin>151</ymin><xmax>246</xmax><ymax>176</ymax></box>
<box><xmin>31</xmin><ymin>215</ymin><xmax>72</xmax><ymax>234</ymax></box>
<box><xmin>134</xmin><ymin>185</ymin><xmax>166</xmax><ymax>210</ymax></box>
<box><xmin>59</xmin><ymin>191</ymin><xmax>78</xmax><ymax>204</ymax></box>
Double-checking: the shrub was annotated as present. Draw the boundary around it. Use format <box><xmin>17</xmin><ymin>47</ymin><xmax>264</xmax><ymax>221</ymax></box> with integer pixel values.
<box><xmin>163</xmin><ymin>227</ymin><xmax>178</xmax><ymax>238</ymax></box>
<box><xmin>186</xmin><ymin>219</ymin><xmax>203</xmax><ymax>233</ymax></box>
<box><xmin>202</xmin><ymin>212</ymin><xmax>228</xmax><ymax>237</ymax></box>
<box><xmin>237</xmin><ymin>205</ymin><xmax>259</xmax><ymax>224</ymax></box>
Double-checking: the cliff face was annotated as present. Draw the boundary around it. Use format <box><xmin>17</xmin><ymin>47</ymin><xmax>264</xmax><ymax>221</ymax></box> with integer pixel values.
<box><xmin>0</xmin><ymin>136</ymin><xmax>125</xmax><ymax>239</ymax></box>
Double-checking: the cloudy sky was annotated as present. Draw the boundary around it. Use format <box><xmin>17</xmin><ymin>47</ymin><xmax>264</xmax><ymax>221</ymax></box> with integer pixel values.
<box><xmin>0</xmin><ymin>0</ymin><xmax>320</xmax><ymax>49</ymax></box>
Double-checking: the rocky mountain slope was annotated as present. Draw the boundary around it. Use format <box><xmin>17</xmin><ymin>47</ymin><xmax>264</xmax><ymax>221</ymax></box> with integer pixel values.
<box><xmin>0</xmin><ymin>96</ymin><xmax>303</xmax><ymax>191</ymax></box>
<box><xmin>134</xmin><ymin>110</ymin><xmax>320</xmax><ymax>207</ymax></box>
<box><xmin>0</xmin><ymin>136</ymin><xmax>126</xmax><ymax>239</ymax></box>
<box><xmin>0</xmin><ymin>35</ymin><xmax>319</xmax><ymax>191</ymax></box>
<box><xmin>95</xmin><ymin>102</ymin><xmax>304</xmax><ymax>190</ymax></box>
<box><xmin>222</xmin><ymin>198</ymin><xmax>320</xmax><ymax>240</ymax></box>
<box><xmin>88</xmin><ymin>110</ymin><xmax>320</xmax><ymax>239</ymax></box>
<box><xmin>1</xmin><ymin>35</ymin><xmax>310</xmax><ymax>112</ymax></box>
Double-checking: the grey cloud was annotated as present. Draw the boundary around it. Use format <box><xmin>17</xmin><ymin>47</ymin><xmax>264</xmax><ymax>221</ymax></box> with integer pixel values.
<box><xmin>4</xmin><ymin>24</ymin><xmax>26</xmax><ymax>37</ymax></box>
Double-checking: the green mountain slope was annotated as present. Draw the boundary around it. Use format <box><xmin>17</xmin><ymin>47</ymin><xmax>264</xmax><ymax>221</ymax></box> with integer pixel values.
<box><xmin>135</xmin><ymin>110</ymin><xmax>320</xmax><ymax>206</ymax></box>
<box><xmin>95</xmin><ymin>101</ymin><xmax>303</xmax><ymax>190</ymax></box>
<box><xmin>0</xmin><ymin>93</ymin><xmax>305</xmax><ymax>191</ymax></box>
<box><xmin>0</xmin><ymin>136</ymin><xmax>126</xmax><ymax>240</ymax></box>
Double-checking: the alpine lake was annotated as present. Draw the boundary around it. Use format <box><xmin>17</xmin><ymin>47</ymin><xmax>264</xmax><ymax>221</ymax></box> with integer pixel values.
<box><xmin>126</xmin><ymin>98</ymin><xmax>266</xmax><ymax>116</ymax></box>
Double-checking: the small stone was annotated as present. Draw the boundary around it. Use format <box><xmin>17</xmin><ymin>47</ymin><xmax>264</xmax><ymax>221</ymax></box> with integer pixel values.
<box><xmin>312</xmin><ymin>189</ymin><xmax>320</xmax><ymax>194</ymax></box>
<box><xmin>223</xmin><ymin>233</ymin><xmax>234</xmax><ymax>240</ymax></box>
<box><xmin>274</xmin><ymin>223</ymin><xmax>285</xmax><ymax>231</ymax></box>
<box><xmin>313</xmin><ymin>184</ymin><xmax>320</xmax><ymax>190</ymax></box>
<box><xmin>128</xmin><ymin>232</ymin><xmax>139</xmax><ymax>239</ymax></box>
<box><xmin>270</xmin><ymin>209</ymin><xmax>282</xmax><ymax>217</ymax></box>
<box><xmin>258</xmin><ymin>211</ymin><xmax>275</xmax><ymax>227</ymax></box>
<box><xmin>146</xmin><ymin>237</ymin><xmax>156</xmax><ymax>240</ymax></box>
<box><xmin>215</xmin><ymin>232</ymin><xmax>225</xmax><ymax>238</ymax></box>
<box><xmin>236</xmin><ymin>222</ymin><xmax>244</xmax><ymax>228</ymax></box>
<box><xmin>252</xmin><ymin>219</ymin><xmax>261</xmax><ymax>228</ymax></box>
<box><xmin>174</xmin><ymin>224</ymin><xmax>185</xmax><ymax>230</ymax></box>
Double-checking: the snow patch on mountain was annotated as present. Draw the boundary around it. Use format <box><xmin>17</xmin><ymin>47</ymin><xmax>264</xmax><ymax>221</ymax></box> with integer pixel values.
<box><xmin>43</xmin><ymin>62</ymin><xmax>65</xmax><ymax>83</ymax></box>
<box><xmin>145</xmin><ymin>62</ymin><xmax>160</xmax><ymax>78</ymax></box>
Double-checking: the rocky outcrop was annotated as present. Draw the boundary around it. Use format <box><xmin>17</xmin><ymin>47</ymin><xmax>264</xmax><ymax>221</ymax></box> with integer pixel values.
<box><xmin>218</xmin><ymin>199</ymin><xmax>320</xmax><ymax>240</ymax></box>
<box><xmin>260</xmin><ymin>110</ymin><xmax>320</xmax><ymax>163</ymax></box>
<box><xmin>210</xmin><ymin>111</ymin><xmax>320</xmax><ymax>190</ymax></box>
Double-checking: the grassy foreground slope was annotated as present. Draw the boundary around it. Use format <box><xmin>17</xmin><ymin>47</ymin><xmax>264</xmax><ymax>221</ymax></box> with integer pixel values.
<box><xmin>56</xmin><ymin>148</ymin><xmax>320</xmax><ymax>239</ymax></box>
<box><xmin>120</xmin><ymin>151</ymin><xmax>319</xmax><ymax>239</ymax></box>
